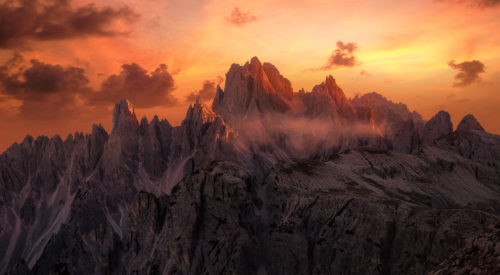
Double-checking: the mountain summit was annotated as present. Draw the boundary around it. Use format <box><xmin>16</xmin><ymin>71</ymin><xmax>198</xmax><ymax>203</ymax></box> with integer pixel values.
<box><xmin>457</xmin><ymin>114</ymin><xmax>485</xmax><ymax>132</ymax></box>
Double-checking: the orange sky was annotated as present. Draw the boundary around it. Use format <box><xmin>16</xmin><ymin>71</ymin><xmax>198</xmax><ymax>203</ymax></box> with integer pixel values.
<box><xmin>1</xmin><ymin>0</ymin><xmax>499</xmax><ymax>152</ymax></box>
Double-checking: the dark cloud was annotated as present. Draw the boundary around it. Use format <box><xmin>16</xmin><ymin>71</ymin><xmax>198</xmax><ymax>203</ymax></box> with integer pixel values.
<box><xmin>448</xmin><ymin>60</ymin><xmax>485</xmax><ymax>87</ymax></box>
<box><xmin>1</xmin><ymin>60</ymin><xmax>90</xmax><ymax>99</ymax></box>
<box><xmin>0</xmin><ymin>55</ymin><xmax>178</xmax><ymax>120</ymax></box>
<box><xmin>0</xmin><ymin>57</ymin><xmax>91</xmax><ymax>119</ymax></box>
<box><xmin>226</xmin><ymin>7</ymin><xmax>257</xmax><ymax>26</ymax></box>
<box><xmin>91</xmin><ymin>63</ymin><xmax>177</xmax><ymax>108</ymax></box>
<box><xmin>185</xmin><ymin>80</ymin><xmax>217</xmax><ymax>103</ymax></box>
<box><xmin>321</xmin><ymin>41</ymin><xmax>359</xmax><ymax>70</ymax></box>
<box><xmin>438</xmin><ymin>0</ymin><xmax>500</xmax><ymax>7</ymax></box>
<box><xmin>0</xmin><ymin>0</ymin><xmax>138</xmax><ymax>49</ymax></box>
<box><xmin>480</xmin><ymin>0</ymin><xmax>500</xmax><ymax>6</ymax></box>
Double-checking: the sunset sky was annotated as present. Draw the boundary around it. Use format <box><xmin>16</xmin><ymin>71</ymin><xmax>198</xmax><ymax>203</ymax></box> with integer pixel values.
<box><xmin>1</xmin><ymin>0</ymin><xmax>499</xmax><ymax>152</ymax></box>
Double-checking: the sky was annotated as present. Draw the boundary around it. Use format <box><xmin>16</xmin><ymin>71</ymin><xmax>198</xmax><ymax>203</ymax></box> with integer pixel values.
<box><xmin>0</xmin><ymin>0</ymin><xmax>499</xmax><ymax>152</ymax></box>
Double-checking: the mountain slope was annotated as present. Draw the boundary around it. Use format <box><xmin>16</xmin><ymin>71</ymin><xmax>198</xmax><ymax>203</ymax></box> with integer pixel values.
<box><xmin>23</xmin><ymin>140</ymin><xmax>500</xmax><ymax>274</ymax></box>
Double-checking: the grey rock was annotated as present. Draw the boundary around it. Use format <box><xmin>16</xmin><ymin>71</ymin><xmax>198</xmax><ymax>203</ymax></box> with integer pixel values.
<box><xmin>430</xmin><ymin>223</ymin><xmax>500</xmax><ymax>275</ymax></box>
<box><xmin>423</xmin><ymin>111</ymin><xmax>453</xmax><ymax>145</ymax></box>
<box><xmin>457</xmin><ymin>114</ymin><xmax>485</xmax><ymax>132</ymax></box>
<box><xmin>27</xmin><ymin>146</ymin><xmax>500</xmax><ymax>274</ymax></box>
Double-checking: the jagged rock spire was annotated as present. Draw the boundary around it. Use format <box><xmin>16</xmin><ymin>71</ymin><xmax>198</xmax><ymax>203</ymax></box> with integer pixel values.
<box><xmin>112</xmin><ymin>99</ymin><xmax>138</xmax><ymax>132</ymax></box>
<box><xmin>213</xmin><ymin>57</ymin><xmax>291</xmax><ymax>118</ymax></box>
<box><xmin>457</xmin><ymin>114</ymin><xmax>484</xmax><ymax>132</ymax></box>
<box><xmin>422</xmin><ymin>111</ymin><xmax>453</xmax><ymax>144</ymax></box>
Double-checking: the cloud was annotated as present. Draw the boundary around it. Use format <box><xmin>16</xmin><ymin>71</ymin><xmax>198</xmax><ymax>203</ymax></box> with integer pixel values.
<box><xmin>0</xmin><ymin>55</ymin><xmax>178</xmax><ymax>120</ymax></box>
<box><xmin>0</xmin><ymin>57</ymin><xmax>91</xmax><ymax>119</ymax></box>
<box><xmin>226</xmin><ymin>7</ymin><xmax>257</xmax><ymax>26</ymax></box>
<box><xmin>480</xmin><ymin>0</ymin><xmax>500</xmax><ymax>6</ymax></box>
<box><xmin>185</xmin><ymin>76</ymin><xmax>223</xmax><ymax>103</ymax></box>
<box><xmin>321</xmin><ymin>41</ymin><xmax>359</xmax><ymax>70</ymax></box>
<box><xmin>185</xmin><ymin>80</ymin><xmax>217</xmax><ymax>103</ymax></box>
<box><xmin>90</xmin><ymin>63</ymin><xmax>178</xmax><ymax>108</ymax></box>
<box><xmin>1</xmin><ymin>60</ymin><xmax>90</xmax><ymax>99</ymax></box>
<box><xmin>438</xmin><ymin>0</ymin><xmax>500</xmax><ymax>8</ymax></box>
<box><xmin>0</xmin><ymin>0</ymin><xmax>138</xmax><ymax>49</ymax></box>
<box><xmin>448</xmin><ymin>60</ymin><xmax>485</xmax><ymax>87</ymax></box>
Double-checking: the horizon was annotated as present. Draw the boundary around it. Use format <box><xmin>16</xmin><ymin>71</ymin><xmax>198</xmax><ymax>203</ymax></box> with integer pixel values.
<box><xmin>0</xmin><ymin>60</ymin><xmax>488</xmax><ymax>154</ymax></box>
<box><xmin>1</xmin><ymin>0</ymin><xmax>500</xmax><ymax>152</ymax></box>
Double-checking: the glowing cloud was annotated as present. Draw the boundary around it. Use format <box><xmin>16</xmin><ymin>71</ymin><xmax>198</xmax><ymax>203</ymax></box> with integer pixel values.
<box><xmin>448</xmin><ymin>60</ymin><xmax>485</xmax><ymax>87</ymax></box>
<box><xmin>185</xmin><ymin>80</ymin><xmax>217</xmax><ymax>103</ymax></box>
<box><xmin>91</xmin><ymin>63</ymin><xmax>177</xmax><ymax>108</ymax></box>
<box><xmin>226</xmin><ymin>7</ymin><xmax>257</xmax><ymax>26</ymax></box>
<box><xmin>321</xmin><ymin>41</ymin><xmax>359</xmax><ymax>70</ymax></box>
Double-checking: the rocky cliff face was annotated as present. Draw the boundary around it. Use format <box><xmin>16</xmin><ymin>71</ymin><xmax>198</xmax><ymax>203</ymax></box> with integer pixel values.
<box><xmin>422</xmin><ymin>111</ymin><xmax>453</xmax><ymax>145</ymax></box>
<box><xmin>430</xmin><ymin>223</ymin><xmax>500</xmax><ymax>275</ymax></box>
<box><xmin>1</xmin><ymin>57</ymin><xmax>499</xmax><ymax>274</ymax></box>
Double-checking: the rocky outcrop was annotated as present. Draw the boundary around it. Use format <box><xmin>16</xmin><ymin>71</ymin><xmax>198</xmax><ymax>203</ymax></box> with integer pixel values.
<box><xmin>431</xmin><ymin>223</ymin><xmax>500</xmax><ymax>275</ymax></box>
<box><xmin>422</xmin><ymin>111</ymin><xmax>453</xmax><ymax>145</ymax></box>
<box><xmin>212</xmin><ymin>57</ymin><xmax>291</xmax><ymax>119</ymax></box>
<box><xmin>352</xmin><ymin>92</ymin><xmax>424</xmax><ymax>153</ymax></box>
<box><xmin>299</xmin><ymin>75</ymin><xmax>355</xmax><ymax>119</ymax></box>
<box><xmin>457</xmin><ymin>114</ymin><xmax>485</xmax><ymax>132</ymax></box>
<box><xmin>0</xmin><ymin>125</ymin><xmax>109</xmax><ymax>273</ymax></box>
<box><xmin>262</xmin><ymin>62</ymin><xmax>293</xmax><ymax>99</ymax></box>
<box><xmin>435</xmin><ymin>116</ymin><xmax>500</xmax><ymax>167</ymax></box>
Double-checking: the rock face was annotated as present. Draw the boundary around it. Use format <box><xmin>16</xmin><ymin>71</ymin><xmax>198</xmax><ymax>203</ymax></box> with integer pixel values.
<box><xmin>212</xmin><ymin>57</ymin><xmax>291</xmax><ymax>119</ymax></box>
<box><xmin>457</xmin><ymin>114</ymin><xmax>485</xmax><ymax>132</ymax></box>
<box><xmin>300</xmin><ymin>75</ymin><xmax>356</xmax><ymax>119</ymax></box>
<box><xmin>422</xmin><ymin>111</ymin><xmax>453</xmax><ymax>144</ymax></box>
<box><xmin>430</xmin><ymin>223</ymin><xmax>500</xmax><ymax>275</ymax></box>
<box><xmin>351</xmin><ymin>92</ymin><xmax>425</xmax><ymax>153</ymax></box>
<box><xmin>21</xmin><ymin>145</ymin><xmax>500</xmax><ymax>274</ymax></box>
<box><xmin>1</xmin><ymin>57</ymin><xmax>499</xmax><ymax>274</ymax></box>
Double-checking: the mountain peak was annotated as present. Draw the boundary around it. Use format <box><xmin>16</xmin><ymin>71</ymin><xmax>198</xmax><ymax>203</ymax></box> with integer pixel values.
<box><xmin>213</xmin><ymin>57</ymin><xmax>291</xmax><ymax>119</ymax></box>
<box><xmin>249</xmin><ymin>56</ymin><xmax>262</xmax><ymax>70</ymax></box>
<box><xmin>184</xmin><ymin>100</ymin><xmax>216</xmax><ymax>124</ymax></box>
<box><xmin>112</xmin><ymin>98</ymin><xmax>138</xmax><ymax>132</ymax></box>
<box><xmin>351</xmin><ymin>92</ymin><xmax>421</xmax><ymax>122</ymax></box>
<box><xmin>306</xmin><ymin>74</ymin><xmax>354</xmax><ymax>118</ymax></box>
<box><xmin>118</xmin><ymin>98</ymin><xmax>134</xmax><ymax>113</ymax></box>
<box><xmin>262</xmin><ymin>62</ymin><xmax>293</xmax><ymax>99</ymax></box>
<box><xmin>422</xmin><ymin>111</ymin><xmax>452</xmax><ymax>144</ymax></box>
<box><xmin>91</xmin><ymin>123</ymin><xmax>108</xmax><ymax>137</ymax></box>
<box><xmin>325</xmin><ymin>75</ymin><xmax>336</xmax><ymax>87</ymax></box>
<box><xmin>457</xmin><ymin>114</ymin><xmax>485</xmax><ymax>132</ymax></box>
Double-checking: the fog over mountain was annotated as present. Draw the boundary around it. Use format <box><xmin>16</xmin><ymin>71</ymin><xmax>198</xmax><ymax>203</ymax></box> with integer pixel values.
<box><xmin>1</xmin><ymin>58</ymin><xmax>499</xmax><ymax>274</ymax></box>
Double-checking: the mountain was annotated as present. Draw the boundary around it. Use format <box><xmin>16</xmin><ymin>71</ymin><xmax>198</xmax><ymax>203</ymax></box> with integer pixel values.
<box><xmin>1</xmin><ymin>57</ymin><xmax>499</xmax><ymax>274</ymax></box>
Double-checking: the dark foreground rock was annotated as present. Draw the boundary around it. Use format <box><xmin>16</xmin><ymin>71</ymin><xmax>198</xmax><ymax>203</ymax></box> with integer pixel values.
<box><xmin>15</xmin><ymin>143</ymin><xmax>500</xmax><ymax>274</ymax></box>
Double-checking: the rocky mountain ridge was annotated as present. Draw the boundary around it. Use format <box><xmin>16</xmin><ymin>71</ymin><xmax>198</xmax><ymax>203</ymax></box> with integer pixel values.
<box><xmin>1</xmin><ymin>57</ymin><xmax>499</xmax><ymax>274</ymax></box>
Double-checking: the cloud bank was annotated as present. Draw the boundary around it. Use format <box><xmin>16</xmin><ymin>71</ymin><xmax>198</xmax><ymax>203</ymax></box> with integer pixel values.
<box><xmin>0</xmin><ymin>55</ymin><xmax>177</xmax><ymax>119</ymax></box>
<box><xmin>0</xmin><ymin>0</ymin><xmax>138</xmax><ymax>49</ymax></box>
